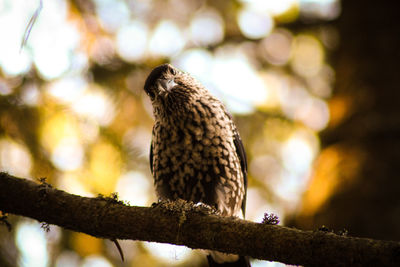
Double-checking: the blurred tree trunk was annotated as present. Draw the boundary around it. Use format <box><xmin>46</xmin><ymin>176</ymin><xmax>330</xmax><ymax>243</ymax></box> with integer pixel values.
<box><xmin>289</xmin><ymin>2</ymin><xmax>400</xmax><ymax>240</ymax></box>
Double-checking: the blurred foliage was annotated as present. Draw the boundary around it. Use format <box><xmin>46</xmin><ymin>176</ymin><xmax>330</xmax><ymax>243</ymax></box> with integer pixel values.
<box><xmin>0</xmin><ymin>0</ymin><xmax>342</xmax><ymax>266</ymax></box>
<box><xmin>289</xmin><ymin>0</ymin><xmax>400</xmax><ymax>243</ymax></box>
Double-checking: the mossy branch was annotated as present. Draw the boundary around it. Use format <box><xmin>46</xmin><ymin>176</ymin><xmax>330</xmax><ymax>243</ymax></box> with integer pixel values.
<box><xmin>0</xmin><ymin>172</ymin><xmax>399</xmax><ymax>266</ymax></box>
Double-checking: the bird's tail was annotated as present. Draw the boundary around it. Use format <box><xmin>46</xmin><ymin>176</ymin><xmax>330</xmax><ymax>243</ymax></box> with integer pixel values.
<box><xmin>207</xmin><ymin>255</ymin><xmax>251</xmax><ymax>267</ymax></box>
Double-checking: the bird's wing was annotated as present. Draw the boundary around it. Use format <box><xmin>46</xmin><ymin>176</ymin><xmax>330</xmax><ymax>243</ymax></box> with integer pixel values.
<box><xmin>149</xmin><ymin>142</ymin><xmax>154</xmax><ymax>175</ymax></box>
<box><xmin>233</xmin><ymin>132</ymin><xmax>248</xmax><ymax>217</ymax></box>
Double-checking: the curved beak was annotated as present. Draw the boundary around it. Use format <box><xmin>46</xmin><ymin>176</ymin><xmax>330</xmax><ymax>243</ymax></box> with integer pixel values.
<box><xmin>158</xmin><ymin>78</ymin><xmax>169</xmax><ymax>92</ymax></box>
<box><xmin>158</xmin><ymin>78</ymin><xmax>177</xmax><ymax>93</ymax></box>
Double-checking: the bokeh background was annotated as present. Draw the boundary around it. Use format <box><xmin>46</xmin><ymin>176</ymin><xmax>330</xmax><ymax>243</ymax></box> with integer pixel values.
<box><xmin>1</xmin><ymin>0</ymin><xmax>399</xmax><ymax>266</ymax></box>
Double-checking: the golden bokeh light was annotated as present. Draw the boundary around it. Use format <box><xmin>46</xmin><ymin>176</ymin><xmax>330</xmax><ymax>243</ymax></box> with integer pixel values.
<box><xmin>88</xmin><ymin>139</ymin><xmax>122</xmax><ymax>194</ymax></box>
<box><xmin>328</xmin><ymin>95</ymin><xmax>353</xmax><ymax>128</ymax></box>
<box><xmin>259</xmin><ymin>29</ymin><xmax>293</xmax><ymax>66</ymax></box>
<box><xmin>0</xmin><ymin>138</ymin><xmax>32</xmax><ymax>177</ymax></box>
<box><xmin>301</xmin><ymin>145</ymin><xmax>365</xmax><ymax>215</ymax></box>
<box><xmin>40</xmin><ymin>111</ymin><xmax>80</xmax><ymax>153</ymax></box>
<box><xmin>291</xmin><ymin>34</ymin><xmax>325</xmax><ymax>78</ymax></box>
<box><xmin>71</xmin><ymin>232</ymin><xmax>102</xmax><ymax>258</ymax></box>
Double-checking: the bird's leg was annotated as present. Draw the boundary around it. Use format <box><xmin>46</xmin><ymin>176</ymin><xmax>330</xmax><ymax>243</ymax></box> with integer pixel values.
<box><xmin>193</xmin><ymin>202</ymin><xmax>221</xmax><ymax>215</ymax></box>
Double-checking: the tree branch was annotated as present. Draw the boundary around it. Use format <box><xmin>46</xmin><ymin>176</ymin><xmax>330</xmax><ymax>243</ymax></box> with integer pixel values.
<box><xmin>0</xmin><ymin>172</ymin><xmax>399</xmax><ymax>266</ymax></box>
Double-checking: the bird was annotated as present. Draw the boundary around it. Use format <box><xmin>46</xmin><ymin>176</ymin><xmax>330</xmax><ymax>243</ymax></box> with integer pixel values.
<box><xmin>144</xmin><ymin>63</ymin><xmax>250</xmax><ymax>267</ymax></box>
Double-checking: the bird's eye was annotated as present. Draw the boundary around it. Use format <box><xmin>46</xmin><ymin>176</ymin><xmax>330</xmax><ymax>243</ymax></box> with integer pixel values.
<box><xmin>147</xmin><ymin>90</ymin><xmax>155</xmax><ymax>100</ymax></box>
<box><xmin>170</xmin><ymin>67</ymin><xmax>177</xmax><ymax>75</ymax></box>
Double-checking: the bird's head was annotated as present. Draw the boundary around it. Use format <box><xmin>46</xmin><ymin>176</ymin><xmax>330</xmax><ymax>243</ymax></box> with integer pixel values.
<box><xmin>144</xmin><ymin>64</ymin><xmax>206</xmax><ymax>119</ymax></box>
<box><xmin>144</xmin><ymin>64</ymin><xmax>178</xmax><ymax>100</ymax></box>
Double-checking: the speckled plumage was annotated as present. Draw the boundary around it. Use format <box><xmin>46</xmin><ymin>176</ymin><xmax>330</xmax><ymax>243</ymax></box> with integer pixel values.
<box><xmin>144</xmin><ymin>64</ymin><xmax>249</xmax><ymax>266</ymax></box>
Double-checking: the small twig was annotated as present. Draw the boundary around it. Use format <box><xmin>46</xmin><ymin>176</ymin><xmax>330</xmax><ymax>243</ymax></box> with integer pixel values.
<box><xmin>20</xmin><ymin>0</ymin><xmax>43</xmax><ymax>52</ymax></box>
<box><xmin>112</xmin><ymin>239</ymin><xmax>125</xmax><ymax>262</ymax></box>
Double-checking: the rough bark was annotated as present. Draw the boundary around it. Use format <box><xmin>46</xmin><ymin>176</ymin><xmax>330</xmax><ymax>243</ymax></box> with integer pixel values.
<box><xmin>1</xmin><ymin>172</ymin><xmax>399</xmax><ymax>266</ymax></box>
